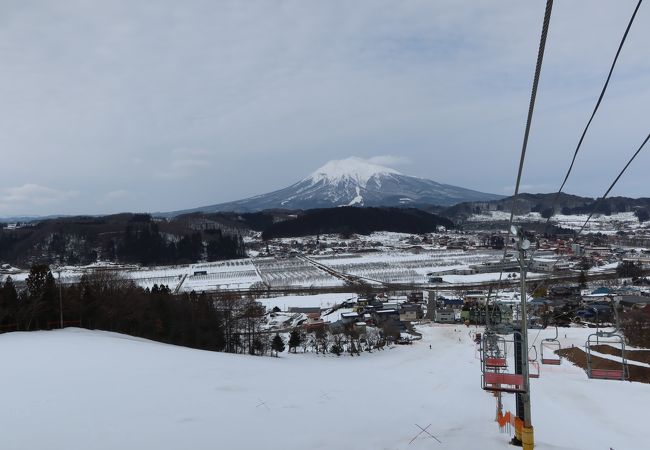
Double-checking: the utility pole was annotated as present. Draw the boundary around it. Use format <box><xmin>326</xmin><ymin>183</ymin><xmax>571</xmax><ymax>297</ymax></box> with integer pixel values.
<box><xmin>57</xmin><ymin>268</ymin><xmax>63</xmax><ymax>329</ymax></box>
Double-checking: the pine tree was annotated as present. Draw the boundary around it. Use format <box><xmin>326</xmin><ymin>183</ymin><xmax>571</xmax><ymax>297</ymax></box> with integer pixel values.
<box><xmin>288</xmin><ymin>329</ymin><xmax>301</xmax><ymax>353</ymax></box>
<box><xmin>0</xmin><ymin>276</ymin><xmax>19</xmax><ymax>325</ymax></box>
<box><xmin>271</xmin><ymin>334</ymin><xmax>285</xmax><ymax>356</ymax></box>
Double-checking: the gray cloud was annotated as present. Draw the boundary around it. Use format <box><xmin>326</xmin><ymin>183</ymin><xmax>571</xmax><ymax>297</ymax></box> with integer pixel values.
<box><xmin>0</xmin><ymin>184</ymin><xmax>79</xmax><ymax>215</ymax></box>
<box><xmin>0</xmin><ymin>0</ymin><xmax>648</xmax><ymax>216</ymax></box>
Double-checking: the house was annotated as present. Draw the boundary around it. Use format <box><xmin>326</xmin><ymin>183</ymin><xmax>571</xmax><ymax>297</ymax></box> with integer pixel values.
<box><xmin>303</xmin><ymin>315</ymin><xmax>325</xmax><ymax>330</ymax></box>
<box><xmin>530</xmin><ymin>259</ymin><xmax>570</xmax><ymax>272</ymax></box>
<box><xmin>460</xmin><ymin>303</ymin><xmax>512</xmax><ymax>325</ymax></box>
<box><xmin>528</xmin><ymin>298</ymin><xmax>553</xmax><ymax>315</ymax></box>
<box><xmin>434</xmin><ymin>308</ymin><xmax>456</xmax><ymax>323</ymax></box>
<box><xmin>441</xmin><ymin>298</ymin><xmax>464</xmax><ymax>308</ymax></box>
<box><xmin>353</xmin><ymin>322</ymin><xmax>367</xmax><ymax>335</ymax></box>
<box><xmin>549</xmin><ymin>285</ymin><xmax>581</xmax><ymax>298</ymax></box>
<box><xmin>464</xmin><ymin>291</ymin><xmax>487</xmax><ymax>304</ymax></box>
<box><xmin>288</xmin><ymin>307</ymin><xmax>322</xmax><ymax>315</ymax></box>
<box><xmin>373</xmin><ymin>308</ymin><xmax>400</xmax><ymax>324</ymax></box>
<box><xmin>399</xmin><ymin>304</ymin><xmax>421</xmax><ymax>322</ymax></box>
<box><xmin>340</xmin><ymin>312</ymin><xmax>361</xmax><ymax>325</ymax></box>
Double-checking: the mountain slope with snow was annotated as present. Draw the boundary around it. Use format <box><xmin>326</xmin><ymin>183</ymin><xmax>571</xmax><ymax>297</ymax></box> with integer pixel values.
<box><xmin>1</xmin><ymin>326</ymin><xmax>646</xmax><ymax>450</ymax></box>
<box><xmin>174</xmin><ymin>157</ymin><xmax>502</xmax><ymax>214</ymax></box>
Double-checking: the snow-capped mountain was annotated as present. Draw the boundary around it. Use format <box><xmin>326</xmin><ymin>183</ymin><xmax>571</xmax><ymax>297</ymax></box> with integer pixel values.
<box><xmin>176</xmin><ymin>157</ymin><xmax>502</xmax><ymax>213</ymax></box>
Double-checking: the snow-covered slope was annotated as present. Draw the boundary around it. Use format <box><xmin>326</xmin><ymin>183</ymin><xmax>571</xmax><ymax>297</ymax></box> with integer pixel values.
<box><xmin>1</xmin><ymin>326</ymin><xmax>647</xmax><ymax>450</ymax></box>
<box><xmin>175</xmin><ymin>157</ymin><xmax>502</xmax><ymax>213</ymax></box>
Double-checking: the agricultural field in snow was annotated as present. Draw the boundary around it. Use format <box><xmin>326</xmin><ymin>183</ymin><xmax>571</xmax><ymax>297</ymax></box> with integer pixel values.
<box><xmin>1</xmin><ymin>325</ymin><xmax>647</xmax><ymax>450</ymax></box>
<box><xmin>0</xmin><ymin>247</ymin><xmax>556</xmax><ymax>292</ymax></box>
<box><xmin>311</xmin><ymin>249</ymin><xmax>502</xmax><ymax>284</ymax></box>
<box><xmin>0</xmin><ymin>259</ymin><xmax>265</xmax><ymax>292</ymax></box>
<box><xmin>254</xmin><ymin>257</ymin><xmax>342</xmax><ymax>288</ymax></box>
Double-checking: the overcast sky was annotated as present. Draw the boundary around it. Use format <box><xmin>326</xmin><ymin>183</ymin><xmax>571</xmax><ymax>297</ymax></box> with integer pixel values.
<box><xmin>1</xmin><ymin>0</ymin><xmax>649</xmax><ymax>217</ymax></box>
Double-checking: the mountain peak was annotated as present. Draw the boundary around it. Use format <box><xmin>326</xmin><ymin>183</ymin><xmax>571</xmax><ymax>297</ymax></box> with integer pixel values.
<box><xmin>308</xmin><ymin>157</ymin><xmax>402</xmax><ymax>187</ymax></box>
<box><xmin>171</xmin><ymin>157</ymin><xmax>503</xmax><ymax>214</ymax></box>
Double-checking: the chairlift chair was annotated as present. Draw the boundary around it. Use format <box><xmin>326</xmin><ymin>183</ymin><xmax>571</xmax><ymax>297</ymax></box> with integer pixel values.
<box><xmin>585</xmin><ymin>332</ymin><xmax>628</xmax><ymax>381</ymax></box>
<box><xmin>541</xmin><ymin>326</ymin><xmax>562</xmax><ymax>365</ymax></box>
<box><xmin>481</xmin><ymin>333</ymin><xmax>526</xmax><ymax>394</ymax></box>
<box><xmin>585</xmin><ymin>298</ymin><xmax>628</xmax><ymax>381</ymax></box>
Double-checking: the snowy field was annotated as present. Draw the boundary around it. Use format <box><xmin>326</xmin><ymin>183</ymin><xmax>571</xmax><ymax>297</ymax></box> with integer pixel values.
<box><xmin>1</xmin><ymin>325</ymin><xmax>647</xmax><ymax>450</ymax></box>
<box><xmin>469</xmin><ymin>211</ymin><xmax>647</xmax><ymax>234</ymax></box>
<box><xmin>0</xmin><ymin>259</ymin><xmax>265</xmax><ymax>292</ymax></box>
<box><xmin>257</xmin><ymin>292</ymin><xmax>357</xmax><ymax>311</ymax></box>
<box><xmin>1</xmin><ymin>248</ymin><xmax>515</xmax><ymax>291</ymax></box>
<box><xmin>312</xmin><ymin>250</ymin><xmax>502</xmax><ymax>285</ymax></box>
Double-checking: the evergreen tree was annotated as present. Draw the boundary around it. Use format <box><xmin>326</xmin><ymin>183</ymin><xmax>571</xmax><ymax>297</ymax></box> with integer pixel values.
<box><xmin>271</xmin><ymin>334</ymin><xmax>285</xmax><ymax>356</ymax></box>
<box><xmin>0</xmin><ymin>276</ymin><xmax>19</xmax><ymax>325</ymax></box>
<box><xmin>288</xmin><ymin>329</ymin><xmax>301</xmax><ymax>353</ymax></box>
<box><xmin>578</xmin><ymin>270</ymin><xmax>587</xmax><ymax>289</ymax></box>
<box><xmin>26</xmin><ymin>264</ymin><xmax>50</xmax><ymax>300</ymax></box>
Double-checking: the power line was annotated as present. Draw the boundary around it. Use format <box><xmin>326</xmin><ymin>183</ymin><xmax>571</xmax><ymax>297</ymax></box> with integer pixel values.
<box><xmin>545</xmin><ymin>0</ymin><xmax>643</xmax><ymax>221</ymax></box>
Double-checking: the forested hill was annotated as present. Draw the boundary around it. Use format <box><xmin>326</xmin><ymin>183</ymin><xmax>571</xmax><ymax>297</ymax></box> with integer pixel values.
<box><xmin>0</xmin><ymin>214</ymin><xmax>245</xmax><ymax>267</ymax></box>
<box><xmin>261</xmin><ymin>207</ymin><xmax>453</xmax><ymax>240</ymax></box>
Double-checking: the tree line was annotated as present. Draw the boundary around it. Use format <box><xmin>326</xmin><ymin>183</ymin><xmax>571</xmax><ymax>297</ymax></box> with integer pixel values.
<box><xmin>262</xmin><ymin>207</ymin><xmax>453</xmax><ymax>240</ymax></box>
<box><xmin>0</xmin><ymin>265</ymin><xmax>251</xmax><ymax>353</ymax></box>
<box><xmin>0</xmin><ymin>265</ymin><xmax>402</xmax><ymax>357</ymax></box>
<box><xmin>113</xmin><ymin>222</ymin><xmax>244</xmax><ymax>265</ymax></box>
<box><xmin>0</xmin><ymin>214</ymin><xmax>246</xmax><ymax>267</ymax></box>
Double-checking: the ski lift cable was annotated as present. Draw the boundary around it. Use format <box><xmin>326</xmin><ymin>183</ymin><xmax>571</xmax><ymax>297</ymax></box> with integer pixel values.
<box><xmin>543</xmin><ymin>0</ymin><xmax>644</xmax><ymax>224</ymax></box>
<box><xmin>485</xmin><ymin>0</ymin><xmax>554</xmax><ymax>319</ymax></box>
<box><xmin>535</xmin><ymin>131</ymin><xmax>650</xmax><ymax>280</ymax></box>
<box><xmin>574</xmin><ymin>132</ymin><xmax>650</xmax><ymax>237</ymax></box>
<box><xmin>519</xmin><ymin>0</ymin><xmax>645</xmax><ymax>289</ymax></box>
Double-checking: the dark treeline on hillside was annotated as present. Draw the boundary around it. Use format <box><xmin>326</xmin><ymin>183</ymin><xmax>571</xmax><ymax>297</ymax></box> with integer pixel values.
<box><xmin>0</xmin><ymin>214</ymin><xmax>245</xmax><ymax>267</ymax></box>
<box><xmin>0</xmin><ymin>266</ymin><xmax>267</xmax><ymax>354</ymax></box>
<box><xmin>261</xmin><ymin>207</ymin><xmax>454</xmax><ymax>240</ymax></box>
<box><xmin>112</xmin><ymin>220</ymin><xmax>244</xmax><ymax>265</ymax></box>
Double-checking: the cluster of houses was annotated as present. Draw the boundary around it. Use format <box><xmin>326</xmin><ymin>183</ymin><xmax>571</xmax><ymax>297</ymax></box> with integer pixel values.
<box><xmin>265</xmin><ymin>292</ymin><xmax>427</xmax><ymax>341</ymax></box>
<box><xmin>261</xmin><ymin>278</ymin><xmax>650</xmax><ymax>344</ymax></box>
<box><xmin>529</xmin><ymin>284</ymin><xmax>650</xmax><ymax>325</ymax></box>
<box><xmin>250</xmin><ymin>236</ymin><xmax>390</xmax><ymax>258</ymax></box>
<box><xmin>330</xmin><ymin>292</ymin><xmax>425</xmax><ymax>335</ymax></box>
<box><xmin>427</xmin><ymin>280</ymin><xmax>650</xmax><ymax>330</ymax></box>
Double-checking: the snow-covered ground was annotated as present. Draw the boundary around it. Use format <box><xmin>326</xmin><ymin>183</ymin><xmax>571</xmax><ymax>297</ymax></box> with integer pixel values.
<box><xmin>1</xmin><ymin>248</ymin><xmax>515</xmax><ymax>291</ymax></box>
<box><xmin>257</xmin><ymin>292</ymin><xmax>357</xmax><ymax>311</ymax></box>
<box><xmin>468</xmin><ymin>210</ymin><xmax>647</xmax><ymax>234</ymax></box>
<box><xmin>1</xmin><ymin>325</ymin><xmax>646</xmax><ymax>450</ymax></box>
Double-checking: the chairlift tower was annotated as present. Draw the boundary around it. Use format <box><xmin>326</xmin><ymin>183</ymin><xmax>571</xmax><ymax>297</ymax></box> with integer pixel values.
<box><xmin>512</xmin><ymin>225</ymin><xmax>534</xmax><ymax>449</ymax></box>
